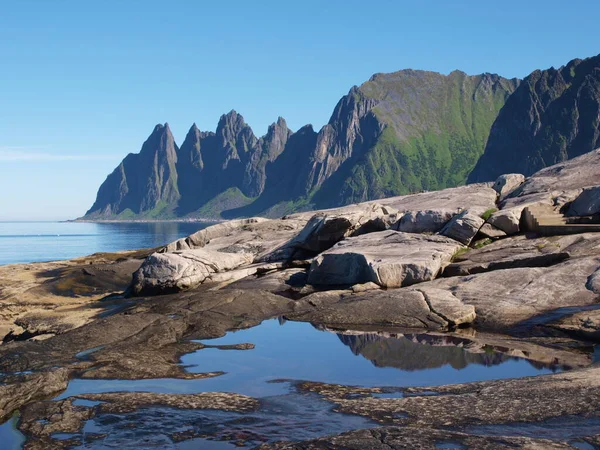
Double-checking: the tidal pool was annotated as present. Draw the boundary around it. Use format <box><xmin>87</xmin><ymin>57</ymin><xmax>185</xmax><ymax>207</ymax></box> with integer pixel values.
<box><xmin>0</xmin><ymin>416</ymin><xmax>25</xmax><ymax>450</ymax></box>
<box><xmin>16</xmin><ymin>319</ymin><xmax>589</xmax><ymax>448</ymax></box>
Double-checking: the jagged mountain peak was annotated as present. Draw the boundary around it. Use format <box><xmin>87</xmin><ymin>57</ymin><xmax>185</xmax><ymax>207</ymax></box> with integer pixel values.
<box><xmin>151</xmin><ymin>122</ymin><xmax>171</xmax><ymax>134</ymax></box>
<box><xmin>468</xmin><ymin>54</ymin><xmax>600</xmax><ymax>182</ymax></box>
<box><xmin>85</xmin><ymin>61</ymin><xmax>529</xmax><ymax>220</ymax></box>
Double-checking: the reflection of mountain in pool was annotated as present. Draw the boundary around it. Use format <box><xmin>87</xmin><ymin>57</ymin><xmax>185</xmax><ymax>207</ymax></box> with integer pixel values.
<box><xmin>337</xmin><ymin>333</ymin><xmax>518</xmax><ymax>371</ymax></box>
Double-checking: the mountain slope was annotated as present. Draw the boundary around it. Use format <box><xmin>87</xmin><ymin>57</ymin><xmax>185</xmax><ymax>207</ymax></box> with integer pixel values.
<box><xmin>468</xmin><ymin>54</ymin><xmax>600</xmax><ymax>182</ymax></box>
<box><xmin>83</xmin><ymin>68</ymin><xmax>519</xmax><ymax>220</ymax></box>
<box><xmin>85</xmin><ymin>123</ymin><xmax>180</xmax><ymax>219</ymax></box>
<box><xmin>311</xmin><ymin>70</ymin><xmax>519</xmax><ymax>208</ymax></box>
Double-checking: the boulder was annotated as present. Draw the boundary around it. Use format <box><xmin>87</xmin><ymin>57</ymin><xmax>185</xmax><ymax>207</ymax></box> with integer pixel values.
<box><xmin>283</xmin><ymin>203</ymin><xmax>398</xmax><ymax>255</ymax></box>
<box><xmin>439</xmin><ymin>209</ymin><xmax>485</xmax><ymax>245</ymax></box>
<box><xmin>394</xmin><ymin>209</ymin><xmax>456</xmax><ymax>233</ymax></box>
<box><xmin>586</xmin><ymin>267</ymin><xmax>600</xmax><ymax>294</ymax></box>
<box><xmin>477</xmin><ymin>222</ymin><xmax>507</xmax><ymax>239</ymax></box>
<box><xmin>307</xmin><ymin>230</ymin><xmax>463</xmax><ymax>288</ymax></box>
<box><xmin>130</xmin><ymin>249</ymin><xmax>254</xmax><ymax>295</ymax></box>
<box><xmin>289</xmin><ymin>287</ymin><xmax>475</xmax><ymax>329</ymax></box>
<box><xmin>159</xmin><ymin>217</ymin><xmax>310</xmax><ymax>264</ymax></box>
<box><xmin>566</xmin><ymin>186</ymin><xmax>600</xmax><ymax>217</ymax></box>
<box><xmin>492</xmin><ymin>173</ymin><xmax>525</xmax><ymax>198</ymax></box>
<box><xmin>486</xmin><ymin>208</ymin><xmax>522</xmax><ymax>235</ymax></box>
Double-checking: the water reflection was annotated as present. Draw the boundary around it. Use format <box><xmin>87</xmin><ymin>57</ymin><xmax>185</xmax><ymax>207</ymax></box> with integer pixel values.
<box><xmin>180</xmin><ymin>320</ymin><xmax>563</xmax><ymax>394</ymax></box>
<box><xmin>335</xmin><ymin>331</ymin><xmax>572</xmax><ymax>372</ymax></box>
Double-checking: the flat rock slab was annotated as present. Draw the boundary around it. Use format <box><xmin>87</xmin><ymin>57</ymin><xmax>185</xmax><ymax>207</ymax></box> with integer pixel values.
<box><xmin>443</xmin><ymin>234</ymin><xmax>571</xmax><ymax>277</ymax></box>
<box><xmin>307</xmin><ymin>231</ymin><xmax>463</xmax><ymax>288</ymax></box>
<box><xmin>223</xmin><ymin>268</ymin><xmax>308</xmax><ymax>297</ymax></box>
<box><xmin>513</xmin><ymin>149</ymin><xmax>600</xmax><ymax>197</ymax></box>
<box><xmin>416</xmin><ymin>287</ymin><xmax>476</xmax><ymax>326</ymax></box>
<box><xmin>428</xmin><ymin>255</ymin><xmax>600</xmax><ymax>331</ymax></box>
<box><xmin>289</xmin><ymin>287</ymin><xmax>475</xmax><ymax>330</ymax></box>
<box><xmin>378</xmin><ymin>184</ymin><xmax>497</xmax><ymax>215</ymax></box>
<box><xmin>301</xmin><ymin>365</ymin><xmax>600</xmax><ymax>431</ymax></box>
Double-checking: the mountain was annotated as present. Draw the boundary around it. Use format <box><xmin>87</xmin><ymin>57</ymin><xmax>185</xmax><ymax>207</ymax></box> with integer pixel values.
<box><xmin>85</xmin><ymin>123</ymin><xmax>180</xmax><ymax>219</ymax></box>
<box><xmin>468</xmin><ymin>54</ymin><xmax>600</xmax><ymax>182</ymax></box>
<box><xmin>83</xmin><ymin>69</ymin><xmax>519</xmax><ymax>220</ymax></box>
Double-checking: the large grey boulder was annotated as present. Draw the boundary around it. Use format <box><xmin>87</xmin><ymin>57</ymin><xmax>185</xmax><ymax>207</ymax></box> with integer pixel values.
<box><xmin>162</xmin><ymin>216</ymin><xmax>311</xmax><ymax>264</ymax></box>
<box><xmin>394</xmin><ymin>209</ymin><xmax>456</xmax><ymax>233</ymax></box>
<box><xmin>477</xmin><ymin>222</ymin><xmax>507</xmax><ymax>239</ymax></box>
<box><xmin>307</xmin><ymin>230</ymin><xmax>462</xmax><ymax>288</ymax></box>
<box><xmin>487</xmin><ymin>192</ymin><xmax>554</xmax><ymax>235</ymax></box>
<box><xmin>486</xmin><ymin>208</ymin><xmax>522</xmax><ymax>235</ymax></box>
<box><xmin>289</xmin><ymin>287</ymin><xmax>475</xmax><ymax>329</ymax></box>
<box><xmin>566</xmin><ymin>186</ymin><xmax>600</xmax><ymax>217</ymax></box>
<box><xmin>439</xmin><ymin>209</ymin><xmax>485</xmax><ymax>245</ymax></box>
<box><xmin>282</xmin><ymin>203</ymin><xmax>398</xmax><ymax>255</ymax></box>
<box><xmin>492</xmin><ymin>173</ymin><xmax>525</xmax><ymax>198</ymax></box>
<box><xmin>130</xmin><ymin>249</ymin><xmax>253</xmax><ymax>295</ymax></box>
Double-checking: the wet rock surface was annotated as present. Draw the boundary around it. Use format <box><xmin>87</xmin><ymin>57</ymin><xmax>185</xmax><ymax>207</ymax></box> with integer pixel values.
<box><xmin>259</xmin><ymin>426</ymin><xmax>575</xmax><ymax>449</ymax></box>
<box><xmin>286</xmin><ymin>365</ymin><xmax>600</xmax><ymax>440</ymax></box>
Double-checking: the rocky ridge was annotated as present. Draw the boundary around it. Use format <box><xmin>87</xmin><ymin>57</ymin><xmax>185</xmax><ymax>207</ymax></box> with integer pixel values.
<box><xmin>84</xmin><ymin>69</ymin><xmax>518</xmax><ymax>220</ymax></box>
<box><xmin>469</xmin><ymin>53</ymin><xmax>600</xmax><ymax>182</ymax></box>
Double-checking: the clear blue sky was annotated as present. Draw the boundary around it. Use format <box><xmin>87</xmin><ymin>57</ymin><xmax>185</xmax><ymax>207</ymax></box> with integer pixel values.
<box><xmin>1</xmin><ymin>0</ymin><xmax>598</xmax><ymax>220</ymax></box>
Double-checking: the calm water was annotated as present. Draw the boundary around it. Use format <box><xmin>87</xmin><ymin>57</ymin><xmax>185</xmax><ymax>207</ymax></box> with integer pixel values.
<box><xmin>40</xmin><ymin>320</ymin><xmax>565</xmax><ymax>448</ymax></box>
<box><xmin>2</xmin><ymin>320</ymin><xmax>589</xmax><ymax>448</ymax></box>
<box><xmin>0</xmin><ymin>221</ymin><xmax>210</xmax><ymax>266</ymax></box>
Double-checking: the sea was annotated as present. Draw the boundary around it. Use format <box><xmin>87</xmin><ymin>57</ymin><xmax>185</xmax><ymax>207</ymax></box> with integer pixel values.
<box><xmin>0</xmin><ymin>221</ymin><xmax>211</xmax><ymax>266</ymax></box>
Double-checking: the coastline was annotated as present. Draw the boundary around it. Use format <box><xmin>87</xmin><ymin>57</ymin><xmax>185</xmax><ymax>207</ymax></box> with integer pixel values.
<box><xmin>66</xmin><ymin>218</ymin><xmax>225</xmax><ymax>224</ymax></box>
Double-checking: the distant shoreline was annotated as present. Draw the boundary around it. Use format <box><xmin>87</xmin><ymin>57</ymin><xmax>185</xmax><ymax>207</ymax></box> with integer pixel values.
<box><xmin>67</xmin><ymin>218</ymin><xmax>224</xmax><ymax>224</ymax></box>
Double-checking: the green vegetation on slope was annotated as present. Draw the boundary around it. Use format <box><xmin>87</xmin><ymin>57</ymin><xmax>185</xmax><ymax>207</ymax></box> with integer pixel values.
<box><xmin>320</xmin><ymin>71</ymin><xmax>518</xmax><ymax>206</ymax></box>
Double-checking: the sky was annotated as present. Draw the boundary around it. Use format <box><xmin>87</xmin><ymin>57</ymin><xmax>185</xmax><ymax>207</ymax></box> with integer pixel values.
<box><xmin>1</xmin><ymin>0</ymin><xmax>599</xmax><ymax>220</ymax></box>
